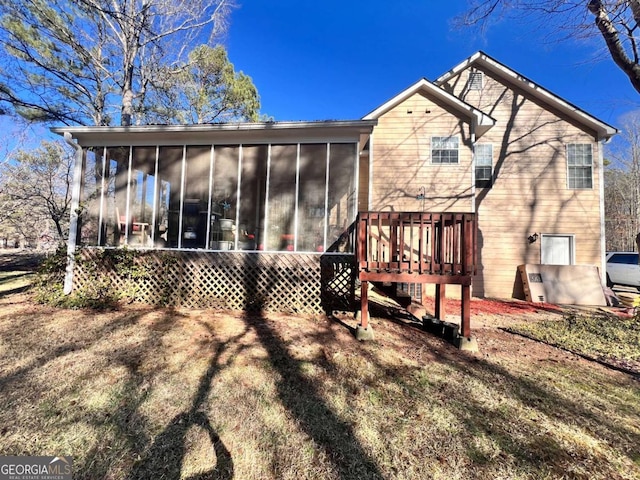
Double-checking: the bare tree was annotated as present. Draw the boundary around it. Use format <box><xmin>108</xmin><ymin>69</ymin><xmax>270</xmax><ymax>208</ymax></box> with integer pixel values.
<box><xmin>458</xmin><ymin>1</ymin><xmax>640</xmax><ymax>95</ymax></box>
<box><xmin>605</xmin><ymin>167</ymin><xmax>637</xmax><ymax>250</ymax></box>
<box><xmin>0</xmin><ymin>141</ymin><xmax>74</xmax><ymax>244</ymax></box>
<box><xmin>0</xmin><ymin>0</ymin><xmax>236</xmax><ymax>126</ymax></box>
<box><xmin>605</xmin><ymin>111</ymin><xmax>640</xmax><ymax>250</ymax></box>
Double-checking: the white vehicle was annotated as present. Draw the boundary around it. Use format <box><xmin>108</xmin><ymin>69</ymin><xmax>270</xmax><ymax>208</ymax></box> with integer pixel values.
<box><xmin>606</xmin><ymin>252</ymin><xmax>640</xmax><ymax>289</ymax></box>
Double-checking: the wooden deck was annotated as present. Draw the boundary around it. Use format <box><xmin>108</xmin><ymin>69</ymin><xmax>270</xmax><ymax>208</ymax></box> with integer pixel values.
<box><xmin>355</xmin><ymin>212</ymin><xmax>476</xmax><ymax>338</ymax></box>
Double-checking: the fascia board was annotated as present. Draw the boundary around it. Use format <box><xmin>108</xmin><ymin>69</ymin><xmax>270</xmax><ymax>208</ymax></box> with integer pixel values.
<box><xmin>51</xmin><ymin>120</ymin><xmax>378</xmax><ymax>146</ymax></box>
<box><xmin>362</xmin><ymin>79</ymin><xmax>431</xmax><ymax>119</ymax></box>
<box><xmin>435</xmin><ymin>51</ymin><xmax>483</xmax><ymax>85</ymax></box>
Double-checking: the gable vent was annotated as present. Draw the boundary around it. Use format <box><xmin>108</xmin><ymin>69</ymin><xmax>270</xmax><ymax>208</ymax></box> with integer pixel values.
<box><xmin>469</xmin><ymin>71</ymin><xmax>483</xmax><ymax>90</ymax></box>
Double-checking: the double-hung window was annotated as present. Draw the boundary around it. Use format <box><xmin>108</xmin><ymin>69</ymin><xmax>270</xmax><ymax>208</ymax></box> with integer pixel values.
<box><xmin>475</xmin><ymin>143</ymin><xmax>493</xmax><ymax>188</ymax></box>
<box><xmin>431</xmin><ymin>136</ymin><xmax>459</xmax><ymax>164</ymax></box>
<box><xmin>567</xmin><ymin>144</ymin><xmax>593</xmax><ymax>189</ymax></box>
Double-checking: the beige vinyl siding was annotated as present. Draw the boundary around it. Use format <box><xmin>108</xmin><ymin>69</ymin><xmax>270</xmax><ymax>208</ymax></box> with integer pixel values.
<box><xmin>442</xmin><ymin>68</ymin><xmax>602</xmax><ymax>298</ymax></box>
<box><xmin>358</xmin><ymin>154</ymin><xmax>369</xmax><ymax>211</ymax></box>
<box><xmin>371</xmin><ymin>92</ymin><xmax>474</xmax><ymax>212</ymax></box>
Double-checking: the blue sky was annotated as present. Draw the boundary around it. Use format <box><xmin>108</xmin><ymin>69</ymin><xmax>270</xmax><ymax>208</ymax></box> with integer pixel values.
<box><xmin>4</xmin><ymin>1</ymin><xmax>637</xmax><ymax>157</ymax></box>
<box><xmin>225</xmin><ymin>1</ymin><xmax>638</xmax><ymax>129</ymax></box>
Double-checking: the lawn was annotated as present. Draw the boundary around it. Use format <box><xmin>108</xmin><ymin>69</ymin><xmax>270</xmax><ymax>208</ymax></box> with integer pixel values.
<box><xmin>0</xmin><ymin>285</ymin><xmax>639</xmax><ymax>478</ymax></box>
<box><xmin>508</xmin><ymin>310</ymin><xmax>640</xmax><ymax>375</ymax></box>
<box><xmin>0</xmin><ymin>270</ymin><xmax>35</xmax><ymax>296</ymax></box>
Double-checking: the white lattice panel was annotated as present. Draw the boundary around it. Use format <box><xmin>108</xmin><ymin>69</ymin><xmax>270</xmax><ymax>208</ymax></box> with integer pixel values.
<box><xmin>75</xmin><ymin>249</ymin><xmax>355</xmax><ymax>314</ymax></box>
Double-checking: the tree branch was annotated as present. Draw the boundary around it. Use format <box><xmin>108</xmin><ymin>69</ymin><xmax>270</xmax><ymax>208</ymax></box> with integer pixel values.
<box><xmin>588</xmin><ymin>0</ymin><xmax>640</xmax><ymax>93</ymax></box>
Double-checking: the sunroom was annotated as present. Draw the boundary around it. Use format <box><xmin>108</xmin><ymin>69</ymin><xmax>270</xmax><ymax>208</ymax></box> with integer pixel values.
<box><xmin>54</xmin><ymin>121</ymin><xmax>377</xmax><ymax>254</ymax></box>
<box><xmin>51</xmin><ymin>121</ymin><xmax>383</xmax><ymax>315</ymax></box>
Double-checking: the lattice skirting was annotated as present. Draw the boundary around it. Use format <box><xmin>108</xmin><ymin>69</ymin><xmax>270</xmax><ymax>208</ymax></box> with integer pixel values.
<box><xmin>73</xmin><ymin>248</ymin><xmax>356</xmax><ymax>314</ymax></box>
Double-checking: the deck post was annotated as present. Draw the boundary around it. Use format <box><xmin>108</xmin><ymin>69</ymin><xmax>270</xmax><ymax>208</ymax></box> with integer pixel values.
<box><xmin>461</xmin><ymin>284</ymin><xmax>471</xmax><ymax>338</ymax></box>
<box><xmin>435</xmin><ymin>284</ymin><xmax>446</xmax><ymax>320</ymax></box>
<box><xmin>360</xmin><ymin>280</ymin><xmax>369</xmax><ymax>329</ymax></box>
<box><xmin>63</xmin><ymin>134</ymin><xmax>85</xmax><ymax>295</ymax></box>
<box><xmin>356</xmin><ymin>280</ymin><xmax>374</xmax><ymax>340</ymax></box>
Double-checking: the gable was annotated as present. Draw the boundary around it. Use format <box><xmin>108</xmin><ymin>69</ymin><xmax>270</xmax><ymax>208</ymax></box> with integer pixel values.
<box><xmin>436</xmin><ymin>52</ymin><xmax>617</xmax><ymax>141</ymax></box>
<box><xmin>377</xmin><ymin>90</ymin><xmax>474</xmax><ymax>133</ymax></box>
<box><xmin>367</xmin><ymin>89</ymin><xmax>477</xmax><ymax>213</ymax></box>
<box><xmin>441</xmin><ymin>66</ymin><xmax>601</xmax><ymax>141</ymax></box>
<box><xmin>363</xmin><ymin>78</ymin><xmax>496</xmax><ymax>138</ymax></box>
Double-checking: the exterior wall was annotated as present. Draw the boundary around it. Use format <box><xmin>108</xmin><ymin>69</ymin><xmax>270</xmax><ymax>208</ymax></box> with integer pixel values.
<box><xmin>358</xmin><ymin>153</ymin><xmax>370</xmax><ymax>211</ymax></box>
<box><xmin>370</xmin><ymin>92</ymin><xmax>474</xmax><ymax>213</ymax></box>
<box><xmin>440</xmin><ymin>68</ymin><xmax>603</xmax><ymax>298</ymax></box>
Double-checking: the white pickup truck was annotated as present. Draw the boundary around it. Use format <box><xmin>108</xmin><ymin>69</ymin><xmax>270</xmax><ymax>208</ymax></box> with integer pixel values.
<box><xmin>606</xmin><ymin>252</ymin><xmax>640</xmax><ymax>289</ymax></box>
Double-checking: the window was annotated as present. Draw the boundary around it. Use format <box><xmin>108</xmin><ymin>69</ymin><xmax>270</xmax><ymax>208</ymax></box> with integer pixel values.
<box><xmin>607</xmin><ymin>253</ymin><xmax>639</xmax><ymax>265</ymax></box>
<box><xmin>541</xmin><ymin>234</ymin><xmax>574</xmax><ymax>265</ymax></box>
<box><xmin>431</xmin><ymin>136</ymin><xmax>459</xmax><ymax>164</ymax></box>
<box><xmin>475</xmin><ymin>143</ymin><xmax>493</xmax><ymax>188</ymax></box>
<box><xmin>469</xmin><ymin>71</ymin><xmax>483</xmax><ymax>90</ymax></box>
<box><xmin>567</xmin><ymin>144</ymin><xmax>593</xmax><ymax>189</ymax></box>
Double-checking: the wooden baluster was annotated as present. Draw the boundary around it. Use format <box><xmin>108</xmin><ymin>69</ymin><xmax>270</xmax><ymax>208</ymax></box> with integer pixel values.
<box><xmin>418</xmin><ymin>213</ymin><xmax>424</xmax><ymax>274</ymax></box>
<box><xmin>360</xmin><ymin>280</ymin><xmax>369</xmax><ymax>329</ymax></box>
<box><xmin>452</xmin><ymin>214</ymin><xmax>460</xmax><ymax>274</ymax></box>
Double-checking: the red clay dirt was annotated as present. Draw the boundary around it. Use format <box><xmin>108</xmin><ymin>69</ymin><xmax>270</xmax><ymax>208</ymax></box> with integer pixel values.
<box><xmin>421</xmin><ymin>296</ymin><xmax>562</xmax><ymax>316</ymax></box>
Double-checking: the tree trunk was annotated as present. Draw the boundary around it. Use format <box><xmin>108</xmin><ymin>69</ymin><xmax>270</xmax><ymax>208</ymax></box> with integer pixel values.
<box><xmin>589</xmin><ymin>0</ymin><xmax>640</xmax><ymax>94</ymax></box>
<box><xmin>121</xmin><ymin>86</ymin><xmax>134</xmax><ymax>127</ymax></box>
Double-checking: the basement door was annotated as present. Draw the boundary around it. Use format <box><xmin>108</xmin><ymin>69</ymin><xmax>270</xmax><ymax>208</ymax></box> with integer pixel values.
<box><xmin>540</xmin><ymin>234</ymin><xmax>575</xmax><ymax>265</ymax></box>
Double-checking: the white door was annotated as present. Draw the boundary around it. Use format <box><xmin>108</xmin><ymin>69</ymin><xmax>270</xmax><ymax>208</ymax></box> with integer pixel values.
<box><xmin>541</xmin><ymin>234</ymin><xmax>574</xmax><ymax>265</ymax></box>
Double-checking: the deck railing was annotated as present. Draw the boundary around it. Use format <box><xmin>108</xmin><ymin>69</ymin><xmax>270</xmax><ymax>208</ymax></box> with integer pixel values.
<box><xmin>356</xmin><ymin>212</ymin><xmax>476</xmax><ymax>277</ymax></box>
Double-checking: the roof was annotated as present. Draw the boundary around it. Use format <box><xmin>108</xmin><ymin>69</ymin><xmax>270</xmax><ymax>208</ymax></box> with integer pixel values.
<box><xmin>51</xmin><ymin>119</ymin><xmax>378</xmax><ymax>146</ymax></box>
<box><xmin>362</xmin><ymin>78</ymin><xmax>496</xmax><ymax>137</ymax></box>
<box><xmin>435</xmin><ymin>51</ymin><xmax>618</xmax><ymax>141</ymax></box>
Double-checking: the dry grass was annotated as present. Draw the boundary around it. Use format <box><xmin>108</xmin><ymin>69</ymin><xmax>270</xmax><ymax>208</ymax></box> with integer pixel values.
<box><xmin>0</xmin><ymin>290</ymin><xmax>639</xmax><ymax>479</ymax></box>
<box><xmin>0</xmin><ymin>270</ymin><xmax>34</xmax><ymax>296</ymax></box>
<box><xmin>507</xmin><ymin>310</ymin><xmax>640</xmax><ymax>375</ymax></box>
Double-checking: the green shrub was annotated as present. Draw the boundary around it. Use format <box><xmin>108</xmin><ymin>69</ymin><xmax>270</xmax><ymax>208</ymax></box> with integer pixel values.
<box><xmin>33</xmin><ymin>246</ymin><xmax>119</xmax><ymax>309</ymax></box>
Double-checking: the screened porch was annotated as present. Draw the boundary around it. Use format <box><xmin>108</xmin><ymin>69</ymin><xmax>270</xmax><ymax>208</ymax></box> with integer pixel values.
<box><xmin>56</xmin><ymin>121</ymin><xmax>377</xmax><ymax>255</ymax></box>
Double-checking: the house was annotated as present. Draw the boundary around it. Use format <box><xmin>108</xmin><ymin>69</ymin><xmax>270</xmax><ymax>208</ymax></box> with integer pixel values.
<box><xmin>362</xmin><ymin>51</ymin><xmax>617</xmax><ymax>300</ymax></box>
<box><xmin>54</xmin><ymin>52</ymin><xmax>617</xmax><ymax>338</ymax></box>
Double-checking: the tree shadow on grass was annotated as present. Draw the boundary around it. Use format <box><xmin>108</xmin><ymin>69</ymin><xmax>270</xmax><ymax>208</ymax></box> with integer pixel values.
<box><xmin>0</xmin><ymin>284</ymin><xmax>31</xmax><ymax>299</ymax></box>
<box><xmin>0</xmin><ymin>300</ymin><xmax>234</xmax><ymax>479</ymax></box>
<box><xmin>0</xmin><ymin>307</ymin><xmax>151</xmax><ymax>390</ymax></box>
<box><xmin>0</xmin><ymin>305</ymin><xmax>167</xmax><ymax>477</ymax></box>
<box><xmin>445</xmin><ymin>347</ymin><xmax>640</xmax><ymax>455</ymax></box>
<box><xmin>243</xmin><ymin>312</ymin><xmax>384</xmax><ymax>479</ymax></box>
<box><xmin>126</xmin><ymin>322</ymin><xmax>247</xmax><ymax>480</ymax></box>
<box><xmin>0</xmin><ymin>252</ymin><xmax>45</xmax><ymax>272</ymax></box>
<box><xmin>320</xmin><ymin>284</ymin><xmax>640</xmax><ymax>479</ymax></box>
<box><xmin>0</xmin><ymin>271</ymin><xmax>33</xmax><ymax>284</ymax></box>
<box><xmin>0</xmin><ymin>271</ymin><xmax>35</xmax><ymax>299</ymax></box>
<box><xmin>242</xmin><ymin>255</ymin><xmax>383</xmax><ymax>479</ymax></box>
<box><xmin>373</xmin><ymin>316</ymin><xmax>640</xmax><ymax>475</ymax></box>
<box><xmin>126</xmin><ymin>406</ymin><xmax>234</xmax><ymax>480</ymax></box>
